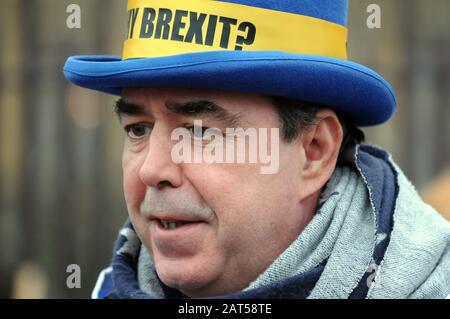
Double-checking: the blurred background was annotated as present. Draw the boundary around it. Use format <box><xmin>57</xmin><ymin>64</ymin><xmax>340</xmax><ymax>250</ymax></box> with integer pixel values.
<box><xmin>0</xmin><ymin>0</ymin><xmax>449</xmax><ymax>298</ymax></box>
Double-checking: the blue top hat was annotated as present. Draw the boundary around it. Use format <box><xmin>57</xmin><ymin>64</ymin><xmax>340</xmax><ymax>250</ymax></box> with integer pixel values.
<box><xmin>64</xmin><ymin>0</ymin><xmax>396</xmax><ymax>126</ymax></box>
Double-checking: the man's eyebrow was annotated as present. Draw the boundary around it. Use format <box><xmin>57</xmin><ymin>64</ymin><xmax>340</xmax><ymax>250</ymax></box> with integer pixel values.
<box><xmin>114</xmin><ymin>98</ymin><xmax>245</xmax><ymax>127</ymax></box>
<box><xmin>165</xmin><ymin>100</ymin><xmax>244</xmax><ymax>127</ymax></box>
<box><xmin>114</xmin><ymin>98</ymin><xmax>148</xmax><ymax>119</ymax></box>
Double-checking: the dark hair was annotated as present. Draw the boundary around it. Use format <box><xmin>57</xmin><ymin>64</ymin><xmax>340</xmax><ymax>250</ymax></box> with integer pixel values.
<box><xmin>270</xmin><ymin>96</ymin><xmax>365</xmax><ymax>167</ymax></box>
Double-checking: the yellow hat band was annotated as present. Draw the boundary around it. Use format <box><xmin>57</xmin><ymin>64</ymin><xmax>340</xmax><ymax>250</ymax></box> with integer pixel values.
<box><xmin>123</xmin><ymin>0</ymin><xmax>348</xmax><ymax>60</ymax></box>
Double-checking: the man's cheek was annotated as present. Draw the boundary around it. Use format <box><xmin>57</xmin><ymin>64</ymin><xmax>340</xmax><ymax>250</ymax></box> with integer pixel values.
<box><xmin>122</xmin><ymin>160</ymin><xmax>146</xmax><ymax>211</ymax></box>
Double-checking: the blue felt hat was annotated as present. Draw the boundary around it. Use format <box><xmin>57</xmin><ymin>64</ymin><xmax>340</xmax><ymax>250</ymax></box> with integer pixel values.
<box><xmin>64</xmin><ymin>0</ymin><xmax>396</xmax><ymax>126</ymax></box>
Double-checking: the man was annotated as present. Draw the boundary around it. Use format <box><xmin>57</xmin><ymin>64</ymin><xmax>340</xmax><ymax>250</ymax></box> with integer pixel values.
<box><xmin>64</xmin><ymin>0</ymin><xmax>449</xmax><ymax>299</ymax></box>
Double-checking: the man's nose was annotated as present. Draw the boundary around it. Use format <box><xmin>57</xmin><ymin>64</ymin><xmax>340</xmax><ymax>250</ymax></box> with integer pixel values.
<box><xmin>139</xmin><ymin>126</ymin><xmax>183</xmax><ymax>189</ymax></box>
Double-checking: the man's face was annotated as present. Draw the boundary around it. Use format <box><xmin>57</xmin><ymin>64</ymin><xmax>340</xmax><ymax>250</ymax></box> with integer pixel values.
<box><xmin>120</xmin><ymin>87</ymin><xmax>315</xmax><ymax>297</ymax></box>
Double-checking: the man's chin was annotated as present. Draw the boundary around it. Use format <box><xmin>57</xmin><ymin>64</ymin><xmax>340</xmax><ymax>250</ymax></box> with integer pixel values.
<box><xmin>158</xmin><ymin>273</ymin><xmax>212</xmax><ymax>297</ymax></box>
<box><xmin>154</xmin><ymin>260</ymin><xmax>221</xmax><ymax>297</ymax></box>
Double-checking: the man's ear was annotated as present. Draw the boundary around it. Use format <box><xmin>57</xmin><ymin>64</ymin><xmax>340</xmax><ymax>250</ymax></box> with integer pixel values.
<box><xmin>298</xmin><ymin>109</ymin><xmax>343</xmax><ymax>199</ymax></box>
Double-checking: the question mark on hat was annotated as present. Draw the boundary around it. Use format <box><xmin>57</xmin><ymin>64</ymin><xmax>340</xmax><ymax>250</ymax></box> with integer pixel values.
<box><xmin>235</xmin><ymin>22</ymin><xmax>256</xmax><ymax>51</ymax></box>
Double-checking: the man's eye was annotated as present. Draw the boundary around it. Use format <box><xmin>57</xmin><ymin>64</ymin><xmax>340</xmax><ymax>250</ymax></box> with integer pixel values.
<box><xmin>125</xmin><ymin>124</ymin><xmax>151</xmax><ymax>139</ymax></box>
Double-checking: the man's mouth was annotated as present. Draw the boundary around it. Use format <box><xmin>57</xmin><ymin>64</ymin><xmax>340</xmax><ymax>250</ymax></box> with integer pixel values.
<box><xmin>159</xmin><ymin>220</ymin><xmax>192</xmax><ymax>230</ymax></box>
<box><xmin>150</xmin><ymin>217</ymin><xmax>208</xmax><ymax>256</ymax></box>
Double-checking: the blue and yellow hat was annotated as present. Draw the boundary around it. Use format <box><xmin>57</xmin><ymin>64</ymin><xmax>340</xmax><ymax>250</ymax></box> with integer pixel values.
<box><xmin>64</xmin><ymin>0</ymin><xmax>396</xmax><ymax>126</ymax></box>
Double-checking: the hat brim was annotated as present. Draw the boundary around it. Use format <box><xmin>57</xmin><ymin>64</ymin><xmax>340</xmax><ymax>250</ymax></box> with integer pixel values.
<box><xmin>63</xmin><ymin>50</ymin><xmax>396</xmax><ymax>126</ymax></box>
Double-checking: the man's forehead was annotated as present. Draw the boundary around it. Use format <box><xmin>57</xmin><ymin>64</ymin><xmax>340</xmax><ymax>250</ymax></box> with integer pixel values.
<box><xmin>116</xmin><ymin>87</ymin><xmax>266</xmax><ymax>127</ymax></box>
<box><xmin>119</xmin><ymin>87</ymin><xmax>275</xmax><ymax>122</ymax></box>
